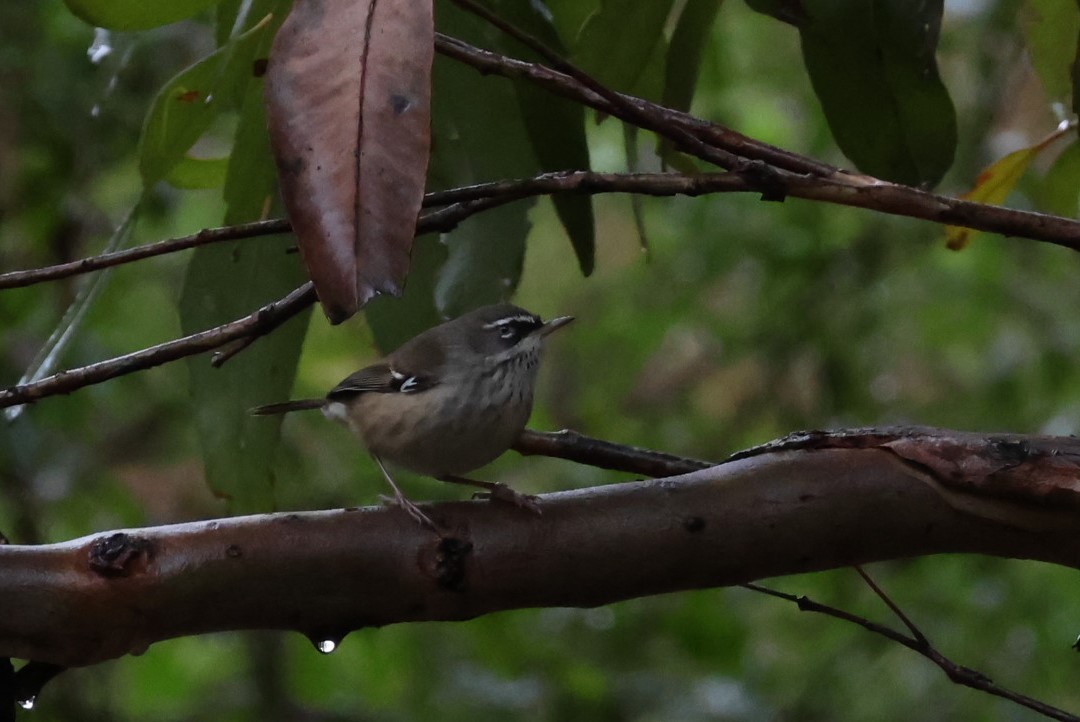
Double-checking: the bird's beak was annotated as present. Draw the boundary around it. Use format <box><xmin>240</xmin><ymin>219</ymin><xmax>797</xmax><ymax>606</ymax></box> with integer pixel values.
<box><xmin>536</xmin><ymin>315</ymin><xmax>574</xmax><ymax>338</ymax></box>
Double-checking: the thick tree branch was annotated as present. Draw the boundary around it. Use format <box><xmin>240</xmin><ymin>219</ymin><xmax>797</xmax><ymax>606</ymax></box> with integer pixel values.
<box><xmin>3</xmin><ymin>427</ymin><xmax>1080</xmax><ymax>669</ymax></box>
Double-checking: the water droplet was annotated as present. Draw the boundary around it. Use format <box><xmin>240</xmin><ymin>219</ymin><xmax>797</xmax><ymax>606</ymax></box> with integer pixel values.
<box><xmin>308</xmin><ymin>631</ymin><xmax>346</xmax><ymax>654</ymax></box>
<box><xmin>18</xmin><ymin>696</ymin><xmax>35</xmax><ymax>710</ymax></box>
<box><xmin>90</xmin><ymin>104</ymin><xmax>101</xmax><ymax>118</ymax></box>
<box><xmin>87</xmin><ymin>28</ymin><xmax>112</xmax><ymax>64</ymax></box>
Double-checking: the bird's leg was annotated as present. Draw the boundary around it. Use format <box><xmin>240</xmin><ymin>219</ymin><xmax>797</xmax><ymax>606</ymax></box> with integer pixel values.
<box><xmin>373</xmin><ymin>456</ymin><xmax>439</xmax><ymax>531</ymax></box>
<box><xmin>438</xmin><ymin>475</ymin><xmax>541</xmax><ymax>515</ymax></box>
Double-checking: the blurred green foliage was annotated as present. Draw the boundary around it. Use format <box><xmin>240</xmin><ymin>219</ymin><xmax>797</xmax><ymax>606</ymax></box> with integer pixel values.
<box><xmin>2</xmin><ymin>0</ymin><xmax>1080</xmax><ymax>720</ymax></box>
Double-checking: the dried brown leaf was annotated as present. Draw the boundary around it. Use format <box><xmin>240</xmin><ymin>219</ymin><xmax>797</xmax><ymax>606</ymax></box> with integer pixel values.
<box><xmin>265</xmin><ymin>0</ymin><xmax>433</xmax><ymax>323</ymax></box>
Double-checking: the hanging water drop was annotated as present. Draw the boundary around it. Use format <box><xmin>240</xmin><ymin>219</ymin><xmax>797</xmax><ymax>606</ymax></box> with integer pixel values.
<box><xmin>86</xmin><ymin>28</ymin><xmax>112</xmax><ymax>64</ymax></box>
<box><xmin>18</xmin><ymin>695</ymin><xmax>35</xmax><ymax>710</ymax></box>
<box><xmin>308</xmin><ymin>631</ymin><xmax>346</xmax><ymax>654</ymax></box>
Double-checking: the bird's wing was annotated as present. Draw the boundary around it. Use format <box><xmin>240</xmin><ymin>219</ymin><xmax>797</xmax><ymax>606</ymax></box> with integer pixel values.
<box><xmin>327</xmin><ymin>362</ymin><xmax>436</xmax><ymax>399</ymax></box>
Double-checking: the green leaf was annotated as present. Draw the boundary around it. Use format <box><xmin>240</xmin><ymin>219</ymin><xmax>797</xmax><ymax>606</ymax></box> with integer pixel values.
<box><xmin>485</xmin><ymin>0</ymin><xmax>595</xmax><ymax>275</ymax></box>
<box><xmin>365</xmin><ymin>238</ymin><xmax>449</xmax><ymax>354</ymax></box>
<box><xmin>1037</xmin><ymin>140</ymin><xmax>1080</xmax><ymax>218</ymax></box>
<box><xmin>1021</xmin><ymin>0</ymin><xmax>1080</xmax><ymax>103</ymax></box>
<box><xmin>798</xmin><ymin>0</ymin><xmax>957</xmax><ymax>187</ymax></box>
<box><xmin>663</xmin><ymin>0</ymin><xmax>724</xmax><ymax>113</ymax></box>
<box><xmin>743</xmin><ymin>0</ymin><xmax>808</xmax><ymax>26</ymax></box>
<box><xmin>543</xmin><ymin>0</ymin><xmax>601</xmax><ymax>43</ymax></box>
<box><xmin>431</xmin><ymin>2</ymin><xmax>538</xmax><ymax>316</ymax></box>
<box><xmin>164</xmin><ymin>155</ymin><xmax>229</xmax><ymax>189</ymax></box>
<box><xmin>64</xmin><ymin>0</ymin><xmax>224</xmax><ymax>30</ymax></box>
<box><xmin>573</xmin><ymin>0</ymin><xmax>677</xmax><ymax>93</ymax></box>
<box><xmin>138</xmin><ymin>16</ymin><xmax>271</xmax><ymax>186</ymax></box>
<box><xmin>181</xmin><ymin>3</ymin><xmax>308</xmax><ymax>514</ymax></box>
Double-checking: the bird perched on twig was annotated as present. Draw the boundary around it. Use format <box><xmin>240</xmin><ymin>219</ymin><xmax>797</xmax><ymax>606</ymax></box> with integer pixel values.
<box><xmin>252</xmin><ymin>303</ymin><xmax>573</xmax><ymax>528</ymax></box>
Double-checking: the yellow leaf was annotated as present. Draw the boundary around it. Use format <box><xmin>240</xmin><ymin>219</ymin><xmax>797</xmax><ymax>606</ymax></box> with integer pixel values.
<box><xmin>946</xmin><ymin>122</ymin><xmax>1073</xmax><ymax>250</ymax></box>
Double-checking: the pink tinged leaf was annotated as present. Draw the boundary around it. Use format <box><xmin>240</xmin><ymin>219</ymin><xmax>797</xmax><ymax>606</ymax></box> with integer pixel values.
<box><xmin>265</xmin><ymin>0</ymin><xmax>433</xmax><ymax>324</ymax></box>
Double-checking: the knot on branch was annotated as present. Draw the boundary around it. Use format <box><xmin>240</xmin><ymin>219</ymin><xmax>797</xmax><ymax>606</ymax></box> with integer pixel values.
<box><xmin>88</xmin><ymin>533</ymin><xmax>155</xmax><ymax>578</ymax></box>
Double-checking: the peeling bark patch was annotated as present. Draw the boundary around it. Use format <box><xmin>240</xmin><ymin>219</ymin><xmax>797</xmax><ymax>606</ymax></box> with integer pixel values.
<box><xmin>683</xmin><ymin>516</ymin><xmax>706</xmax><ymax>533</ymax></box>
<box><xmin>88</xmin><ymin>533</ymin><xmax>154</xmax><ymax>578</ymax></box>
<box><xmin>434</xmin><ymin>538</ymin><xmax>473</xmax><ymax>592</ymax></box>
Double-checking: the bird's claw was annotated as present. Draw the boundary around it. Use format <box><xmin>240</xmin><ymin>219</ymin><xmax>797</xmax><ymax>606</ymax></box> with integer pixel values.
<box><xmin>472</xmin><ymin>483</ymin><xmax>542</xmax><ymax>515</ymax></box>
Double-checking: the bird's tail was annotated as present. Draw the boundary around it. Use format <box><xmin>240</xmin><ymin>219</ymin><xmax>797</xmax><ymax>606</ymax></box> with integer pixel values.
<box><xmin>249</xmin><ymin>399</ymin><xmax>325</xmax><ymax>416</ymax></box>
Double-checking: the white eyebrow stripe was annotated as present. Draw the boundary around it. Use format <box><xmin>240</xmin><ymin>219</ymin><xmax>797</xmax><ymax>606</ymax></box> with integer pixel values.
<box><xmin>390</xmin><ymin>368</ymin><xmax>406</xmax><ymax>380</ymax></box>
<box><xmin>482</xmin><ymin>315</ymin><xmax>538</xmax><ymax>329</ymax></box>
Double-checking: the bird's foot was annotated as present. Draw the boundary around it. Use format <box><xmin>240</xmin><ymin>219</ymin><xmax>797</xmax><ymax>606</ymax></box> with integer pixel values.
<box><xmin>438</xmin><ymin>475</ymin><xmax>541</xmax><ymax>515</ymax></box>
<box><xmin>474</xmin><ymin>483</ymin><xmax>542</xmax><ymax>515</ymax></box>
<box><xmin>373</xmin><ymin>455</ymin><xmax>440</xmax><ymax>532</ymax></box>
<box><xmin>377</xmin><ymin>491</ymin><xmax>439</xmax><ymax>531</ymax></box>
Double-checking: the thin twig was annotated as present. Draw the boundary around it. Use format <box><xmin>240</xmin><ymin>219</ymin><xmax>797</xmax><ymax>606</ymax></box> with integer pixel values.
<box><xmin>854</xmin><ymin>564</ymin><xmax>927</xmax><ymax>645</ymax></box>
<box><xmin>433</xmin><ymin>34</ymin><xmax>1080</xmax><ymax>252</ymax></box>
<box><xmin>448</xmin><ymin>0</ymin><xmax>744</xmax><ymax>173</ymax></box>
<box><xmin>743</xmin><ymin>582</ymin><xmax>1080</xmax><ymax>722</ymax></box>
<box><xmin>514</xmin><ymin>428</ymin><xmax>711</xmax><ymax>477</ymax></box>
<box><xmin>0</xmin><ymin>220</ymin><xmax>291</xmax><ymax>290</ymax></box>
<box><xmin>0</xmin><ymin>172</ymin><xmax>746</xmax><ymax>290</ymax></box>
<box><xmin>0</xmin><ymin>283</ymin><xmax>317</xmax><ymax>409</ymax></box>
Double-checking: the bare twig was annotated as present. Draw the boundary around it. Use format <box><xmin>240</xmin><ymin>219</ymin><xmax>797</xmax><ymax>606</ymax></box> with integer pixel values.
<box><xmin>744</xmin><ymin>582</ymin><xmax>1080</xmax><ymax>722</ymax></box>
<box><xmin>433</xmin><ymin>34</ymin><xmax>1080</xmax><ymax>252</ymax></box>
<box><xmin>0</xmin><ymin>220</ymin><xmax>291</xmax><ymax>290</ymax></box>
<box><xmin>1</xmin><ymin>172</ymin><xmax>748</xmax><ymax>290</ymax></box>
<box><xmin>854</xmin><ymin>564</ymin><xmax>927</xmax><ymax>644</ymax></box>
<box><xmin>448</xmin><ymin>0</ymin><xmax>744</xmax><ymax>174</ymax></box>
<box><xmin>0</xmin><ymin>283</ymin><xmax>317</xmax><ymax>409</ymax></box>
<box><xmin>514</xmin><ymin>428</ymin><xmax>711</xmax><ymax>477</ymax></box>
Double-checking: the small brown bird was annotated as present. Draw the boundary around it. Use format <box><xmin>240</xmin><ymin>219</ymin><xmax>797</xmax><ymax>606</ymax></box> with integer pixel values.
<box><xmin>252</xmin><ymin>303</ymin><xmax>573</xmax><ymax>527</ymax></box>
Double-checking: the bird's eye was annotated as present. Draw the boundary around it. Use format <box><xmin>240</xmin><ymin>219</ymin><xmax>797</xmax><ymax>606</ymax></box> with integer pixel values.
<box><xmin>499</xmin><ymin>325</ymin><xmax>517</xmax><ymax>340</ymax></box>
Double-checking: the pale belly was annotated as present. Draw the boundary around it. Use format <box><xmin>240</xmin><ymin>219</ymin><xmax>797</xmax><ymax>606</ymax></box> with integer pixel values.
<box><xmin>324</xmin><ymin>380</ymin><xmax>534</xmax><ymax>476</ymax></box>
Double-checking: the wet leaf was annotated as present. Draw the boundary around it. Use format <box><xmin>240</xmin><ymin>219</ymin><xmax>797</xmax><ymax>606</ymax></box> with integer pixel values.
<box><xmin>265</xmin><ymin>0</ymin><xmax>434</xmax><ymax>323</ymax></box>
<box><xmin>798</xmin><ymin>0</ymin><xmax>956</xmax><ymax>187</ymax></box>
